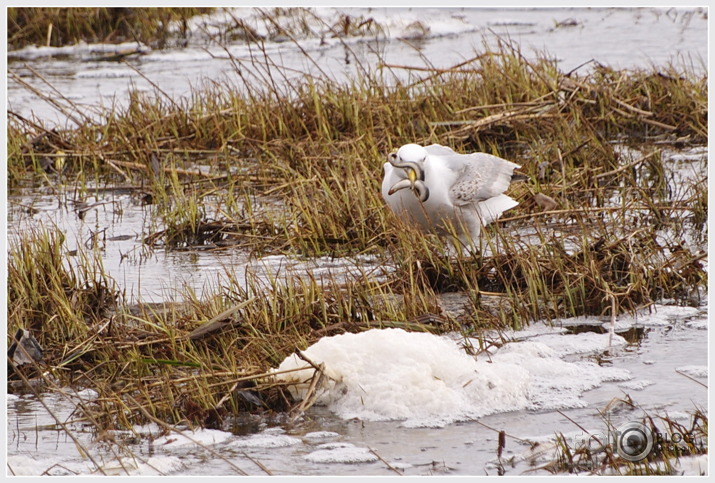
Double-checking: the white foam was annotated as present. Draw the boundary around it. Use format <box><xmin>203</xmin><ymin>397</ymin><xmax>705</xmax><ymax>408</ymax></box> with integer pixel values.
<box><xmin>527</xmin><ymin>331</ymin><xmax>627</xmax><ymax>357</ymax></box>
<box><xmin>686</xmin><ymin>319</ymin><xmax>708</xmax><ymax>330</ymax></box>
<box><xmin>6</xmin><ymin>455</ymin><xmax>46</xmax><ymax>476</ymax></box>
<box><xmin>132</xmin><ymin>423</ymin><xmax>163</xmax><ymax>436</ymax></box>
<box><xmin>6</xmin><ymin>455</ymin><xmax>92</xmax><ymax>476</ymax></box>
<box><xmin>9</xmin><ymin>41</ymin><xmax>150</xmax><ymax>60</ymax></box>
<box><xmin>71</xmin><ymin>388</ymin><xmax>99</xmax><ymax>400</ymax></box>
<box><xmin>304</xmin><ymin>442</ymin><xmax>378</xmax><ymax>464</ymax></box>
<box><xmin>303</xmin><ymin>431</ymin><xmax>340</xmax><ymax>441</ymax></box>
<box><xmin>676</xmin><ymin>365</ymin><xmax>708</xmax><ymax>378</ymax></box>
<box><xmin>179</xmin><ymin>7</ymin><xmax>475</xmax><ymax>50</ymax></box>
<box><xmin>615</xmin><ymin>304</ymin><xmax>703</xmax><ymax>327</ymax></box>
<box><xmin>231</xmin><ymin>433</ymin><xmax>302</xmax><ymax>449</ymax></box>
<box><xmin>603</xmin><ymin>454</ymin><xmax>708</xmax><ymax>476</ymax></box>
<box><xmin>618</xmin><ymin>379</ymin><xmax>655</xmax><ymax>391</ymax></box>
<box><xmin>496</xmin><ymin>341</ymin><xmax>631</xmax><ymax>411</ymax></box>
<box><xmin>670</xmin><ymin>454</ymin><xmax>708</xmax><ymax>476</ymax></box>
<box><xmin>273</xmin><ymin>328</ymin><xmax>631</xmax><ymax>427</ymax></box>
<box><xmin>153</xmin><ymin>428</ymin><xmax>232</xmax><ymax>447</ymax></box>
<box><xmin>134</xmin><ymin>456</ymin><xmax>185</xmax><ymax>475</ymax></box>
<box><xmin>100</xmin><ymin>456</ymin><xmax>184</xmax><ymax>476</ymax></box>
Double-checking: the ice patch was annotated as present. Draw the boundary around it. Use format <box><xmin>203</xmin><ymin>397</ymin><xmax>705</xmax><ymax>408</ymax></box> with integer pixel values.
<box><xmin>304</xmin><ymin>442</ymin><xmax>378</xmax><ymax>464</ymax></box>
<box><xmin>153</xmin><ymin>428</ymin><xmax>232</xmax><ymax>447</ymax></box>
<box><xmin>273</xmin><ymin>328</ymin><xmax>631</xmax><ymax>426</ymax></box>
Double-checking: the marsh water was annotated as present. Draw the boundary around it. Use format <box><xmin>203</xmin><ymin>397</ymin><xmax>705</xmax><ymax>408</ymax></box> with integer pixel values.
<box><xmin>6</xmin><ymin>7</ymin><xmax>709</xmax><ymax>476</ymax></box>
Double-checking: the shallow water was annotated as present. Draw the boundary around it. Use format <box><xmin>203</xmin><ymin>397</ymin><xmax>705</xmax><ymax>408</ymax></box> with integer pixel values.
<box><xmin>5</xmin><ymin>6</ymin><xmax>709</xmax><ymax>477</ymax></box>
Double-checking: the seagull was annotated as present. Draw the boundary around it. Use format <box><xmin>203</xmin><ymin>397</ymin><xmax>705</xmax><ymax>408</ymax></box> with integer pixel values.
<box><xmin>381</xmin><ymin>143</ymin><xmax>521</xmax><ymax>248</ymax></box>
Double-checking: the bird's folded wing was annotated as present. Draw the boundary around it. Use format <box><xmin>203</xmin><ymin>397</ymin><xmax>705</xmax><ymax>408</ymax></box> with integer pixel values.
<box><xmin>447</xmin><ymin>153</ymin><xmax>520</xmax><ymax>205</ymax></box>
<box><xmin>424</xmin><ymin>143</ymin><xmax>458</xmax><ymax>156</ymax></box>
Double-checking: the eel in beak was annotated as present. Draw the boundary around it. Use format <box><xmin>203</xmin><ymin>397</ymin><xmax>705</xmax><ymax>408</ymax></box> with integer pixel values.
<box><xmin>387</xmin><ymin>152</ymin><xmax>430</xmax><ymax>201</ymax></box>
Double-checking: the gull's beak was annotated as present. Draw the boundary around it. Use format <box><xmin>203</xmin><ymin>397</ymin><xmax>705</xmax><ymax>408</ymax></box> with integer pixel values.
<box><xmin>387</xmin><ymin>167</ymin><xmax>419</xmax><ymax>195</ymax></box>
<box><xmin>407</xmin><ymin>168</ymin><xmax>418</xmax><ymax>185</ymax></box>
<box><xmin>386</xmin><ymin>154</ymin><xmax>427</xmax><ymax>199</ymax></box>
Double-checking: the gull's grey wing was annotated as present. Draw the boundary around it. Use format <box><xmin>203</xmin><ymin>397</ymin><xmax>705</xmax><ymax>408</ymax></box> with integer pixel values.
<box><xmin>445</xmin><ymin>153</ymin><xmax>520</xmax><ymax>205</ymax></box>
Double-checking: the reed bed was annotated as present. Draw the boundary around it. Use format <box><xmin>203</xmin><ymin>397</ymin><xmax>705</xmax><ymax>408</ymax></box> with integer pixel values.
<box><xmin>8</xmin><ymin>7</ymin><xmax>212</xmax><ymax>50</ymax></box>
<box><xmin>6</xmin><ymin>15</ymin><xmax>708</xmax><ymax>474</ymax></box>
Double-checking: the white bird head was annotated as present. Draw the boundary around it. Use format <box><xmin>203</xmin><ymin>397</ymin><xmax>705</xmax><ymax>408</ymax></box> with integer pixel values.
<box><xmin>387</xmin><ymin>144</ymin><xmax>430</xmax><ymax>201</ymax></box>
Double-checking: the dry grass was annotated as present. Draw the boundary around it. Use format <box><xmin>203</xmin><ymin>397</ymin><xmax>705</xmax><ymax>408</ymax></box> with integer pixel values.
<box><xmin>7</xmin><ymin>7</ymin><xmax>212</xmax><ymax>50</ymax></box>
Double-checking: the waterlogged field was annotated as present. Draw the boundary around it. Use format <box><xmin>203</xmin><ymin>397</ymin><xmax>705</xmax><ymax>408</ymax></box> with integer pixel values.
<box><xmin>5</xmin><ymin>7</ymin><xmax>708</xmax><ymax>477</ymax></box>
